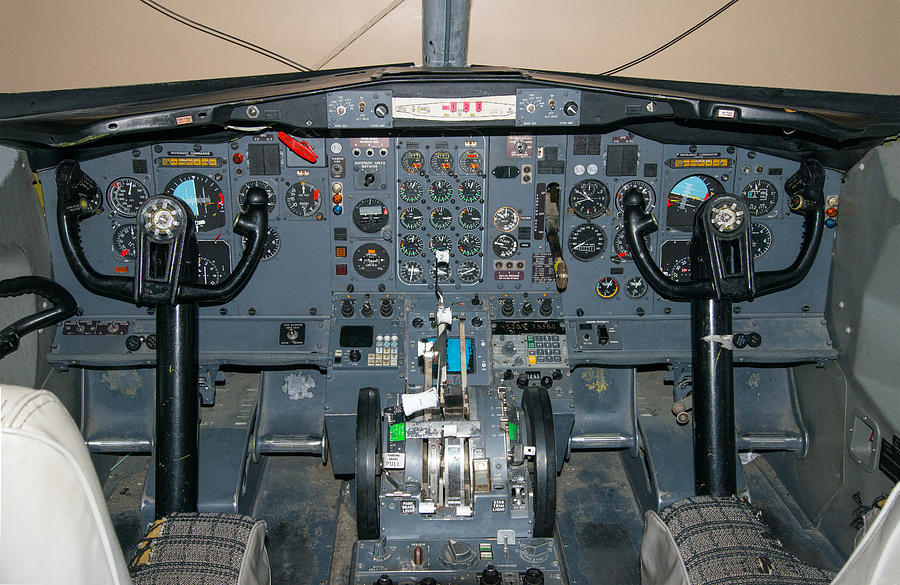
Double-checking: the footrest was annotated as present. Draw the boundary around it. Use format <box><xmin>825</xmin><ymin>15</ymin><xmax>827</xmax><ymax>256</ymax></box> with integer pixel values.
<box><xmin>129</xmin><ymin>512</ymin><xmax>270</xmax><ymax>585</ymax></box>
<box><xmin>642</xmin><ymin>496</ymin><xmax>834</xmax><ymax>585</ymax></box>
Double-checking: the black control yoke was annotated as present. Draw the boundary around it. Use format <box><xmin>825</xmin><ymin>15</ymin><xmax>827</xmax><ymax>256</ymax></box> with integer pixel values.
<box><xmin>622</xmin><ymin>159</ymin><xmax>825</xmax><ymax>302</ymax></box>
<box><xmin>0</xmin><ymin>276</ymin><xmax>77</xmax><ymax>360</ymax></box>
<box><xmin>622</xmin><ymin>159</ymin><xmax>826</xmax><ymax>498</ymax></box>
<box><xmin>56</xmin><ymin>159</ymin><xmax>268</xmax><ymax>306</ymax></box>
<box><xmin>55</xmin><ymin>159</ymin><xmax>267</xmax><ymax>517</ymax></box>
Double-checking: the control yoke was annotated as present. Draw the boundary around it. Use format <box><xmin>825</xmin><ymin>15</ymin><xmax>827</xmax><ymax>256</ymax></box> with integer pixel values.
<box><xmin>622</xmin><ymin>159</ymin><xmax>825</xmax><ymax>302</ymax></box>
<box><xmin>0</xmin><ymin>276</ymin><xmax>77</xmax><ymax>360</ymax></box>
<box><xmin>56</xmin><ymin>160</ymin><xmax>268</xmax><ymax>306</ymax></box>
<box><xmin>621</xmin><ymin>159</ymin><xmax>826</xmax><ymax>498</ymax></box>
<box><xmin>55</xmin><ymin>159</ymin><xmax>268</xmax><ymax>517</ymax></box>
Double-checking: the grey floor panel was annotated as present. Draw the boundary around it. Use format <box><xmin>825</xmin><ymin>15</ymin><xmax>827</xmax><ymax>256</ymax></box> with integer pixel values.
<box><xmin>556</xmin><ymin>451</ymin><xmax>644</xmax><ymax>585</ymax></box>
<box><xmin>103</xmin><ymin>454</ymin><xmax>150</xmax><ymax>558</ymax></box>
<box><xmin>746</xmin><ymin>456</ymin><xmax>845</xmax><ymax>571</ymax></box>
<box><xmin>252</xmin><ymin>456</ymin><xmax>343</xmax><ymax>585</ymax></box>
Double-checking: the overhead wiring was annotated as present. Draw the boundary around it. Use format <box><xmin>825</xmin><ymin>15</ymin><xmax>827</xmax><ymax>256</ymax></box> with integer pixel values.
<box><xmin>137</xmin><ymin>0</ymin><xmax>311</xmax><ymax>72</ymax></box>
<box><xmin>314</xmin><ymin>0</ymin><xmax>407</xmax><ymax>70</ymax></box>
<box><xmin>600</xmin><ymin>0</ymin><xmax>741</xmax><ymax>76</ymax></box>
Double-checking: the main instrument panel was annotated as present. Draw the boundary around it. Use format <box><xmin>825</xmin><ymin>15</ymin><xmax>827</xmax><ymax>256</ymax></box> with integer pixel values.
<box><xmin>42</xmin><ymin>125</ymin><xmax>840</xmax><ymax>370</ymax></box>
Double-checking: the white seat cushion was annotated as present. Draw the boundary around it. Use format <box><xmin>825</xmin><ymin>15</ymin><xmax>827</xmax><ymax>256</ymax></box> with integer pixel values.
<box><xmin>1</xmin><ymin>384</ymin><xmax>132</xmax><ymax>585</ymax></box>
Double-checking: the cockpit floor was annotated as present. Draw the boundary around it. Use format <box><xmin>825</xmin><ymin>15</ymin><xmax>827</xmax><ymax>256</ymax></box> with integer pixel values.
<box><xmin>102</xmin><ymin>449</ymin><xmax>842</xmax><ymax>584</ymax></box>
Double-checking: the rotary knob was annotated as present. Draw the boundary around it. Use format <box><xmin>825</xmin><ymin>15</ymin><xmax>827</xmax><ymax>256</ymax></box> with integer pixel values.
<box><xmin>539</xmin><ymin>298</ymin><xmax>553</xmax><ymax>316</ymax></box>
<box><xmin>709</xmin><ymin>199</ymin><xmax>745</xmax><ymax>233</ymax></box>
<box><xmin>340</xmin><ymin>299</ymin><xmax>354</xmax><ymax>318</ymax></box>
<box><xmin>361</xmin><ymin>302</ymin><xmax>374</xmax><ymax>318</ymax></box>
<box><xmin>501</xmin><ymin>299</ymin><xmax>515</xmax><ymax>317</ymax></box>
<box><xmin>373</xmin><ymin>103</ymin><xmax>389</xmax><ymax>118</ymax></box>
<box><xmin>480</xmin><ymin>565</ymin><xmax>502</xmax><ymax>585</ymax></box>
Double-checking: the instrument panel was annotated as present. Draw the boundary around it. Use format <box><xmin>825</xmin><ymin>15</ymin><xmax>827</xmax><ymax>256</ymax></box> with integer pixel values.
<box><xmin>40</xmin><ymin>126</ymin><xmax>841</xmax><ymax>365</ymax></box>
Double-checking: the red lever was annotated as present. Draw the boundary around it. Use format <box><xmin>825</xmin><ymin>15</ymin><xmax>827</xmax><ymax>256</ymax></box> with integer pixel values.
<box><xmin>277</xmin><ymin>131</ymin><xmax>318</xmax><ymax>163</ymax></box>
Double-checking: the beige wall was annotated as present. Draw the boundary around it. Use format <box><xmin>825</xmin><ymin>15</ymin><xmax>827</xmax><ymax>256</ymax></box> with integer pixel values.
<box><xmin>1</xmin><ymin>0</ymin><xmax>897</xmax><ymax>94</ymax></box>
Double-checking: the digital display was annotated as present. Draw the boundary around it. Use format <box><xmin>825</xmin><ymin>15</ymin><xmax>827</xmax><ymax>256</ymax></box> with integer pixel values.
<box><xmin>426</xmin><ymin>337</ymin><xmax>475</xmax><ymax>373</ymax></box>
<box><xmin>359</xmin><ymin>206</ymin><xmax>384</xmax><ymax>216</ymax></box>
<box><xmin>159</xmin><ymin>157</ymin><xmax>223</xmax><ymax>167</ymax></box>
<box><xmin>340</xmin><ymin>325</ymin><xmax>374</xmax><ymax>348</ymax></box>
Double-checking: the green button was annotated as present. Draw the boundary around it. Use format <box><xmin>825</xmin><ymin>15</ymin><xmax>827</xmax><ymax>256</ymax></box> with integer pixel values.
<box><xmin>389</xmin><ymin>423</ymin><xmax>406</xmax><ymax>441</ymax></box>
<box><xmin>526</xmin><ymin>340</ymin><xmax>536</xmax><ymax>349</ymax></box>
<box><xmin>508</xmin><ymin>422</ymin><xmax>519</xmax><ymax>442</ymax></box>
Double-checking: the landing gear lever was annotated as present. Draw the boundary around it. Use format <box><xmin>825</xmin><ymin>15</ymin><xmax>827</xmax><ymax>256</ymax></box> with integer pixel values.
<box><xmin>56</xmin><ymin>160</ymin><xmax>268</xmax><ymax>517</ymax></box>
<box><xmin>623</xmin><ymin>159</ymin><xmax>825</xmax><ymax>496</ymax></box>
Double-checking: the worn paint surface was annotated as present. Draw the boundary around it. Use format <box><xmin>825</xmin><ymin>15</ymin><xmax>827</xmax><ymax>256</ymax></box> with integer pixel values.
<box><xmin>101</xmin><ymin>369</ymin><xmax>143</xmax><ymax>398</ymax></box>
<box><xmin>581</xmin><ymin>367</ymin><xmax>610</xmax><ymax>395</ymax></box>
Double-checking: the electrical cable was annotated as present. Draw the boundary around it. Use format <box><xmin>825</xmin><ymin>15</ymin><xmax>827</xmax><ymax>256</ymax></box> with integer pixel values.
<box><xmin>314</xmin><ymin>0</ymin><xmax>407</xmax><ymax>70</ymax></box>
<box><xmin>137</xmin><ymin>0</ymin><xmax>311</xmax><ymax>72</ymax></box>
<box><xmin>600</xmin><ymin>0</ymin><xmax>741</xmax><ymax>76</ymax></box>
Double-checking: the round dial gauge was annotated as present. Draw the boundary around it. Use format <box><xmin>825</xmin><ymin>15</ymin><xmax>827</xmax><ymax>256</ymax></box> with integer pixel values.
<box><xmin>399</xmin><ymin>261</ymin><xmax>423</xmax><ymax>284</ymax></box>
<box><xmin>612</xmin><ymin>229</ymin><xmax>651</xmax><ymax>263</ymax></box>
<box><xmin>164</xmin><ymin>173</ymin><xmax>226</xmax><ymax>232</ymax></box>
<box><xmin>399</xmin><ymin>233</ymin><xmax>424</xmax><ymax>256</ymax></box>
<box><xmin>107</xmin><ymin>177</ymin><xmax>149</xmax><ymax>217</ymax></box>
<box><xmin>742</xmin><ymin>180</ymin><xmax>779</xmax><ymax>216</ymax></box>
<box><xmin>430</xmin><ymin>263</ymin><xmax>451</xmax><ymax>283</ymax></box>
<box><xmin>458</xmin><ymin>179</ymin><xmax>482</xmax><ymax>203</ymax></box>
<box><xmin>195</xmin><ymin>241</ymin><xmax>231</xmax><ymax>285</ymax></box>
<box><xmin>238</xmin><ymin>180</ymin><xmax>277</xmax><ymax>214</ymax></box>
<box><xmin>429</xmin><ymin>179</ymin><xmax>453</xmax><ymax>203</ymax></box>
<box><xmin>669</xmin><ymin>257</ymin><xmax>692</xmax><ymax>282</ymax></box>
<box><xmin>399</xmin><ymin>207</ymin><xmax>424</xmax><ymax>230</ymax></box>
<box><xmin>429</xmin><ymin>233</ymin><xmax>452</xmax><ymax>254</ymax></box>
<box><xmin>352</xmin><ymin>244</ymin><xmax>390</xmax><ymax>278</ymax></box>
<box><xmin>71</xmin><ymin>174</ymin><xmax>103</xmax><ymax>215</ymax></box>
<box><xmin>493</xmin><ymin>206</ymin><xmax>519</xmax><ymax>232</ymax></box>
<box><xmin>458</xmin><ymin>207</ymin><xmax>482</xmax><ymax>230</ymax></box>
<box><xmin>399</xmin><ymin>179</ymin><xmax>423</xmax><ymax>203</ymax></box>
<box><xmin>401</xmin><ymin>150</ymin><xmax>425</xmax><ymax>174</ymax></box>
<box><xmin>430</xmin><ymin>150</ymin><xmax>453</xmax><ymax>174</ymax></box>
<box><xmin>569</xmin><ymin>179</ymin><xmax>610</xmax><ymax>219</ymax></box>
<box><xmin>197</xmin><ymin>256</ymin><xmax>224</xmax><ymax>285</ymax></box>
<box><xmin>429</xmin><ymin>207</ymin><xmax>453</xmax><ymax>230</ymax></box>
<box><xmin>353</xmin><ymin>198</ymin><xmax>389</xmax><ymax>233</ymax></box>
<box><xmin>666</xmin><ymin>174</ymin><xmax>724</xmax><ymax>230</ymax></box>
<box><xmin>492</xmin><ymin>233</ymin><xmax>518</xmax><ymax>258</ymax></box>
<box><xmin>567</xmin><ymin>223</ymin><xmax>606</xmax><ymax>261</ymax></box>
<box><xmin>625</xmin><ymin>276</ymin><xmax>648</xmax><ymax>299</ymax></box>
<box><xmin>751</xmin><ymin>223</ymin><xmax>772</xmax><ymax>258</ymax></box>
<box><xmin>459</xmin><ymin>150</ymin><xmax>482</xmax><ymax>174</ymax></box>
<box><xmin>112</xmin><ymin>224</ymin><xmax>137</xmax><ymax>260</ymax></box>
<box><xmin>615</xmin><ymin>180</ymin><xmax>656</xmax><ymax>214</ymax></box>
<box><xmin>457</xmin><ymin>261</ymin><xmax>481</xmax><ymax>283</ymax></box>
<box><xmin>243</xmin><ymin>226</ymin><xmax>280</xmax><ymax>260</ymax></box>
<box><xmin>457</xmin><ymin>233</ymin><xmax>481</xmax><ymax>256</ymax></box>
<box><xmin>285</xmin><ymin>181</ymin><xmax>321</xmax><ymax>217</ymax></box>
<box><xmin>596</xmin><ymin>277</ymin><xmax>619</xmax><ymax>299</ymax></box>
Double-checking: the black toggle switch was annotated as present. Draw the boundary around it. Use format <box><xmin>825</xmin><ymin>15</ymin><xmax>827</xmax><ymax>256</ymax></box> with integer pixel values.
<box><xmin>598</xmin><ymin>324</ymin><xmax>610</xmax><ymax>345</ymax></box>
